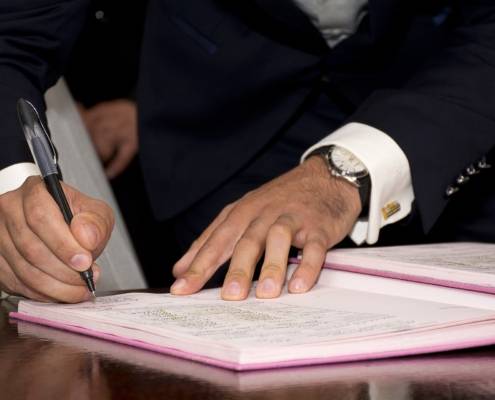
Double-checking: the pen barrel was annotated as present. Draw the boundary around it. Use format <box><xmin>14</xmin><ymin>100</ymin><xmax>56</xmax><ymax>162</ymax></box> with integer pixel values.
<box><xmin>44</xmin><ymin>174</ymin><xmax>95</xmax><ymax>294</ymax></box>
<box><xmin>44</xmin><ymin>174</ymin><xmax>73</xmax><ymax>224</ymax></box>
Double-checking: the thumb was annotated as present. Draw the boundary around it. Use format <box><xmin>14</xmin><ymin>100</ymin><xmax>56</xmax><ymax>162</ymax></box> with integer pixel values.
<box><xmin>68</xmin><ymin>196</ymin><xmax>115</xmax><ymax>257</ymax></box>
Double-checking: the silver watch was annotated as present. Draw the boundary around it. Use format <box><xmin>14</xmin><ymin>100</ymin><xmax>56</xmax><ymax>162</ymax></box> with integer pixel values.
<box><xmin>311</xmin><ymin>145</ymin><xmax>371</xmax><ymax>209</ymax></box>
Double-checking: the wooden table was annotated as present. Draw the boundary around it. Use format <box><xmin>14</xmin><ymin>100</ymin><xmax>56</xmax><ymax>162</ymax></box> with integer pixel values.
<box><xmin>2</xmin><ymin>295</ymin><xmax>495</xmax><ymax>400</ymax></box>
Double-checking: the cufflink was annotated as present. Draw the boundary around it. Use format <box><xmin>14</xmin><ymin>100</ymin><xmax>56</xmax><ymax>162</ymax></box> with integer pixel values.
<box><xmin>381</xmin><ymin>201</ymin><xmax>401</xmax><ymax>220</ymax></box>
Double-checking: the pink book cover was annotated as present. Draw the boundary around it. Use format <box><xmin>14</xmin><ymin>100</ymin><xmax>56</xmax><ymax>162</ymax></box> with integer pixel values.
<box><xmin>289</xmin><ymin>258</ymin><xmax>495</xmax><ymax>295</ymax></box>
<box><xmin>10</xmin><ymin>311</ymin><xmax>495</xmax><ymax>371</ymax></box>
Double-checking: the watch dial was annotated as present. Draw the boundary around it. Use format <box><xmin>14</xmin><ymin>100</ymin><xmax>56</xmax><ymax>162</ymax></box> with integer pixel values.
<box><xmin>330</xmin><ymin>147</ymin><xmax>366</xmax><ymax>174</ymax></box>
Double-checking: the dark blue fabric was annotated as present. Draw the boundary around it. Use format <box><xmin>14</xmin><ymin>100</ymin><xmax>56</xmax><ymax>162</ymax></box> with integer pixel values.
<box><xmin>1</xmin><ymin>0</ymin><xmax>494</xmax><ymax>245</ymax></box>
<box><xmin>0</xmin><ymin>0</ymin><xmax>89</xmax><ymax>169</ymax></box>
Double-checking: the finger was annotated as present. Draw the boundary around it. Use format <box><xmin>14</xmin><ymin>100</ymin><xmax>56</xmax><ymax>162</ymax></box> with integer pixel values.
<box><xmin>289</xmin><ymin>233</ymin><xmax>328</xmax><ymax>294</ymax></box>
<box><xmin>22</xmin><ymin>178</ymin><xmax>94</xmax><ymax>272</ymax></box>
<box><xmin>256</xmin><ymin>214</ymin><xmax>301</xmax><ymax>299</ymax></box>
<box><xmin>83</xmin><ymin>104</ymin><xmax>108</xmax><ymax>129</ymax></box>
<box><xmin>3</xmin><ymin>190</ymin><xmax>78</xmax><ymax>284</ymax></box>
<box><xmin>0</xmin><ymin>254</ymin><xmax>53</xmax><ymax>302</ymax></box>
<box><xmin>221</xmin><ymin>218</ymin><xmax>271</xmax><ymax>300</ymax></box>
<box><xmin>172</xmin><ymin>202</ymin><xmax>236</xmax><ymax>278</ymax></box>
<box><xmin>0</xmin><ymin>230</ymin><xmax>97</xmax><ymax>303</ymax></box>
<box><xmin>105</xmin><ymin>141</ymin><xmax>137</xmax><ymax>179</ymax></box>
<box><xmin>89</xmin><ymin>124</ymin><xmax>117</xmax><ymax>163</ymax></box>
<box><xmin>6</xmin><ymin>210</ymin><xmax>86</xmax><ymax>286</ymax></box>
<box><xmin>171</xmin><ymin>212</ymin><xmax>246</xmax><ymax>295</ymax></box>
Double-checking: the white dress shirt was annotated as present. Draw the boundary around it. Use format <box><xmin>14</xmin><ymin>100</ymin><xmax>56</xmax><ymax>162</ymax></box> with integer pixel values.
<box><xmin>291</xmin><ymin>0</ymin><xmax>414</xmax><ymax>244</ymax></box>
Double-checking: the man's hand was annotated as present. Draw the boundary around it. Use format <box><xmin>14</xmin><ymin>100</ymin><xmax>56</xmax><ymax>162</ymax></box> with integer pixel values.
<box><xmin>171</xmin><ymin>156</ymin><xmax>362</xmax><ymax>300</ymax></box>
<box><xmin>79</xmin><ymin>100</ymin><xmax>138</xmax><ymax>179</ymax></box>
<box><xmin>0</xmin><ymin>176</ymin><xmax>114</xmax><ymax>302</ymax></box>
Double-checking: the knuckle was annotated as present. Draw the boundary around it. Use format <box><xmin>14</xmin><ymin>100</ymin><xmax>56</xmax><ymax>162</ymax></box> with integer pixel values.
<box><xmin>96</xmin><ymin>199</ymin><xmax>115</xmax><ymax>226</ymax></box>
<box><xmin>213</xmin><ymin>224</ymin><xmax>235</xmax><ymax>241</ymax></box>
<box><xmin>246</xmin><ymin>217</ymin><xmax>266</xmax><ymax>232</ymax></box>
<box><xmin>220</xmin><ymin>202</ymin><xmax>237</xmax><ymax>218</ymax></box>
<box><xmin>27</xmin><ymin>179</ymin><xmax>46</xmax><ymax>198</ymax></box>
<box><xmin>53</xmin><ymin>240</ymin><xmax>72</xmax><ymax>259</ymax></box>
<box><xmin>230</xmin><ymin>200</ymin><xmax>257</xmax><ymax>219</ymax></box>
<box><xmin>21</xmin><ymin>241</ymin><xmax>45</xmax><ymax>265</ymax></box>
<box><xmin>239</xmin><ymin>190</ymin><xmax>254</xmax><ymax>201</ymax></box>
<box><xmin>227</xmin><ymin>269</ymin><xmax>248</xmax><ymax>281</ymax></box>
<box><xmin>0</xmin><ymin>192</ymin><xmax>13</xmax><ymax>214</ymax></box>
<box><xmin>262</xmin><ymin>263</ymin><xmax>284</xmax><ymax>275</ymax></box>
<box><xmin>308</xmin><ymin>235</ymin><xmax>328</xmax><ymax>250</ymax></box>
<box><xmin>236</xmin><ymin>235</ymin><xmax>261</xmax><ymax>252</ymax></box>
<box><xmin>25</xmin><ymin>204</ymin><xmax>47</xmax><ymax>227</ymax></box>
<box><xmin>189</xmin><ymin>238</ymin><xmax>201</xmax><ymax>250</ymax></box>
<box><xmin>198</xmin><ymin>240</ymin><xmax>217</xmax><ymax>258</ymax></box>
<box><xmin>184</xmin><ymin>269</ymin><xmax>205</xmax><ymax>281</ymax></box>
<box><xmin>9</xmin><ymin>278</ymin><xmax>22</xmax><ymax>297</ymax></box>
<box><xmin>268</xmin><ymin>223</ymin><xmax>292</xmax><ymax>239</ymax></box>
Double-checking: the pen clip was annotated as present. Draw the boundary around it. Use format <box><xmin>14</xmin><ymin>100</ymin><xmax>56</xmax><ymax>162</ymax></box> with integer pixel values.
<box><xmin>17</xmin><ymin>99</ymin><xmax>59</xmax><ymax>176</ymax></box>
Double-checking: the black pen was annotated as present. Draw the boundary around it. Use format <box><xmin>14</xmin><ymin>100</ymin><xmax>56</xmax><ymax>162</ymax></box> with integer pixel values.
<box><xmin>17</xmin><ymin>98</ymin><xmax>96</xmax><ymax>298</ymax></box>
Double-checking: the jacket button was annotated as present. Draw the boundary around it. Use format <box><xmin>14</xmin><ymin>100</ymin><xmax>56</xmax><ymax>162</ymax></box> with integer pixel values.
<box><xmin>95</xmin><ymin>10</ymin><xmax>105</xmax><ymax>21</ymax></box>
<box><xmin>456</xmin><ymin>174</ymin><xmax>469</xmax><ymax>185</ymax></box>
<box><xmin>478</xmin><ymin>157</ymin><xmax>492</xmax><ymax>169</ymax></box>
<box><xmin>466</xmin><ymin>165</ymin><xmax>479</xmax><ymax>175</ymax></box>
<box><xmin>446</xmin><ymin>185</ymin><xmax>459</xmax><ymax>197</ymax></box>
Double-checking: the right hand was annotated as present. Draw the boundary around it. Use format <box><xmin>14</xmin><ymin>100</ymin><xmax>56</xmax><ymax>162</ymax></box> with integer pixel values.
<box><xmin>0</xmin><ymin>176</ymin><xmax>114</xmax><ymax>303</ymax></box>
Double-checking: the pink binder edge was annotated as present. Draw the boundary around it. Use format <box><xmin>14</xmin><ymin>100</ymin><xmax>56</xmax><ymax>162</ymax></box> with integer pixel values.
<box><xmin>10</xmin><ymin>312</ymin><xmax>495</xmax><ymax>371</ymax></box>
<box><xmin>288</xmin><ymin>258</ymin><xmax>495</xmax><ymax>295</ymax></box>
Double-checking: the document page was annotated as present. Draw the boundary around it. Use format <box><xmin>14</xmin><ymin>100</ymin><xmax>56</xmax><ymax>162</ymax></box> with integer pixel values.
<box><xmin>328</xmin><ymin>243</ymin><xmax>495</xmax><ymax>274</ymax></box>
<box><xmin>18</xmin><ymin>285</ymin><xmax>495</xmax><ymax>349</ymax></box>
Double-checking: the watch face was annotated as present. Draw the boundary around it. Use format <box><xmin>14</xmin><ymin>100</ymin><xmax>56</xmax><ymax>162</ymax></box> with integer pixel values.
<box><xmin>329</xmin><ymin>146</ymin><xmax>367</xmax><ymax>177</ymax></box>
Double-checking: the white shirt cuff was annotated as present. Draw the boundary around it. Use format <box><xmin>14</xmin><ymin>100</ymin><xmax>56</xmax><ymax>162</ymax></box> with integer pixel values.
<box><xmin>302</xmin><ymin>122</ymin><xmax>414</xmax><ymax>245</ymax></box>
<box><xmin>0</xmin><ymin>162</ymin><xmax>40</xmax><ymax>195</ymax></box>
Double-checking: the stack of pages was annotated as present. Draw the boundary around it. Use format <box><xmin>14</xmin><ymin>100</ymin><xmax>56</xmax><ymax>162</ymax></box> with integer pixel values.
<box><xmin>11</xmin><ymin>242</ymin><xmax>495</xmax><ymax>371</ymax></box>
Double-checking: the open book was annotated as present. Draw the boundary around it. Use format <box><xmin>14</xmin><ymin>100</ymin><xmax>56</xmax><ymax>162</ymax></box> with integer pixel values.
<box><xmin>295</xmin><ymin>242</ymin><xmax>495</xmax><ymax>293</ymax></box>
<box><xmin>11</xmin><ymin>242</ymin><xmax>495</xmax><ymax>371</ymax></box>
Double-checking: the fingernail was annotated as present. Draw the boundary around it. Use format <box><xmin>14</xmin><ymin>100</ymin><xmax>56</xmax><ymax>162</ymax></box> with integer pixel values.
<box><xmin>84</xmin><ymin>224</ymin><xmax>99</xmax><ymax>248</ymax></box>
<box><xmin>259</xmin><ymin>278</ymin><xmax>277</xmax><ymax>295</ymax></box>
<box><xmin>290</xmin><ymin>277</ymin><xmax>307</xmax><ymax>293</ymax></box>
<box><xmin>70</xmin><ymin>254</ymin><xmax>92</xmax><ymax>270</ymax></box>
<box><xmin>223</xmin><ymin>281</ymin><xmax>241</xmax><ymax>297</ymax></box>
<box><xmin>171</xmin><ymin>278</ymin><xmax>186</xmax><ymax>293</ymax></box>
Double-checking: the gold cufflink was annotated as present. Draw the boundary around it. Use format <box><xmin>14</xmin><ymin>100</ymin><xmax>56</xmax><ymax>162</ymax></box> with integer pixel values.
<box><xmin>382</xmin><ymin>201</ymin><xmax>401</xmax><ymax>220</ymax></box>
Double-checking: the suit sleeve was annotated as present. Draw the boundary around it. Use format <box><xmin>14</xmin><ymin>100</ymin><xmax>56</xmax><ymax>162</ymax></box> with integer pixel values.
<box><xmin>349</xmin><ymin>1</ymin><xmax>495</xmax><ymax>233</ymax></box>
<box><xmin>0</xmin><ymin>0</ymin><xmax>89</xmax><ymax>170</ymax></box>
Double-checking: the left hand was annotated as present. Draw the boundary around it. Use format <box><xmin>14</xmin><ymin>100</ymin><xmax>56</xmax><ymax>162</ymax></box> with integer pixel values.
<box><xmin>78</xmin><ymin>100</ymin><xmax>138</xmax><ymax>179</ymax></box>
<box><xmin>171</xmin><ymin>156</ymin><xmax>362</xmax><ymax>300</ymax></box>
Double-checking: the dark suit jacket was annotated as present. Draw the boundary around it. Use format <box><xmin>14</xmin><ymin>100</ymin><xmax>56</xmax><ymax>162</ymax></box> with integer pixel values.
<box><xmin>1</xmin><ymin>0</ymin><xmax>495</xmax><ymax>237</ymax></box>
<box><xmin>64</xmin><ymin>0</ymin><xmax>148</xmax><ymax>107</ymax></box>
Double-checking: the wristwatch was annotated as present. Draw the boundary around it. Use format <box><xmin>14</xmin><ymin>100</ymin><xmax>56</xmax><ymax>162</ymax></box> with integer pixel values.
<box><xmin>309</xmin><ymin>145</ymin><xmax>371</xmax><ymax>210</ymax></box>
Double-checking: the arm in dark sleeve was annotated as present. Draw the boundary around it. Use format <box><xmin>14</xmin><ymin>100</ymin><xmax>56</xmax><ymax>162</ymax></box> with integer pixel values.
<box><xmin>350</xmin><ymin>1</ymin><xmax>495</xmax><ymax>232</ymax></box>
<box><xmin>0</xmin><ymin>0</ymin><xmax>89</xmax><ymax>169</ymax></box>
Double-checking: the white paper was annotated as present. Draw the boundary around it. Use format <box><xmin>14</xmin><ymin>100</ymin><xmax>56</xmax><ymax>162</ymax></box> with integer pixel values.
<box><xmin>19</xmin><ymin>285</ymin><xmax>495</xmax><ymax>348</ymax></box>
